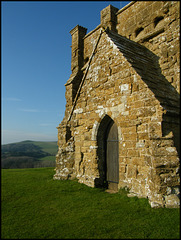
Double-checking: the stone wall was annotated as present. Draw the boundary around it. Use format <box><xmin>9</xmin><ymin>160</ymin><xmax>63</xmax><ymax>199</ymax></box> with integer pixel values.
<box><xmin>116</xmin><ymin>1</ymin><xmax>180</xmax><ymax>93</ymax></box>
<box><xmin>54</xmin><ymin>1</ymin><xmax>180</xmax><ymax>208</ymax></box>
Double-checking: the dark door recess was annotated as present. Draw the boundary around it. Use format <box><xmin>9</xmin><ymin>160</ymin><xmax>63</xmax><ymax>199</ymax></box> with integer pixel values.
<box><xmin>106</xmin><ymin>122</ymin><xmax>119</xmax><ymax>191</ymax></box>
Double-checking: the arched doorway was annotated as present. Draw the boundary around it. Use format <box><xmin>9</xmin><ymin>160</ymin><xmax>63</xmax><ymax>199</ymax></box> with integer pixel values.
<box><xmin>95</xmin><ymin>115</ymin><xmax>119</xmax><ymax>191</ymax></box>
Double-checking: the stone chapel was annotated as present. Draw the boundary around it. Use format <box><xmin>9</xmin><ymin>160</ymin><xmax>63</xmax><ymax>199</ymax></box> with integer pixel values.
<box><xmin>54</xmin><ymin>1</ymin><xmax>180</xmax><ymax>208</ymax></box>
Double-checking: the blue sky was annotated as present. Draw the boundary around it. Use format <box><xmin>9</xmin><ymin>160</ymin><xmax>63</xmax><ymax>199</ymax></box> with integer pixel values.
<box><xmin>1</xmin><ymin>1</ymin><xmax>130</xmax><ymax>144</ymax></box>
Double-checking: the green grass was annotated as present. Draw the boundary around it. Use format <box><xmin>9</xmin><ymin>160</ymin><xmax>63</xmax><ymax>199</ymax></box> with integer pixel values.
<box><xmin>1</xmin><ymin>168</ymin><xmax>180</xmax><ymax>239</ymax></box>
<box><xmin>31</xmin><ymin>141</ymin><xmax>58</xmax><ymax>155</ymax></box>
<box><xmin>34</xmin><ymin>141</ymin><xmax>57</xmax><ymax>161</ymax></box>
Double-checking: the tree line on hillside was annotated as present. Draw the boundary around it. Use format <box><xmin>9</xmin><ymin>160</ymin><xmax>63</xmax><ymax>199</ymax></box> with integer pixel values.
<box><xmin>1</xmin><ymin>142</ymin><xmax>56</xmax><ymax>169</ymax></box>
<box><xmin>1</xmin><ymin>157</ymin><xmax>56</xmax><ymax>169</ymax></box>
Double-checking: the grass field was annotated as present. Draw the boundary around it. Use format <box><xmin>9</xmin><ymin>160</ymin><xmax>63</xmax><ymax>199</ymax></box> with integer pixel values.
<box><xmin>1</xmin><ymin>167</ymin><xmax>180</xmax><ymax>239</ymax></box>
<box><xmin>32</xmin><ymin>141</ymin><xmax>58</xmax><ymax>155</ymax></box>
<box><xmin>30</xmin><ymin>141</ymin><xmax>58</xmax><ymax>161</ymax></box>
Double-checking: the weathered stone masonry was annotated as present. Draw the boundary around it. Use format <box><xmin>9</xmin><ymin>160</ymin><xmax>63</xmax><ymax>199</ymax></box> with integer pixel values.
<box><xmin>54</xmin><ymin>1</ymin><xmax>180</xmax><ymax>208</ymax></box>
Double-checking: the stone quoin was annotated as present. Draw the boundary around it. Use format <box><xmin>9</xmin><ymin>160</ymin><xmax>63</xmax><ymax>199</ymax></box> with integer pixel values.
<box><xmin>54</xmin><ymin>1</ymin><xmax>180</xmax><ymax>208</ymax></box>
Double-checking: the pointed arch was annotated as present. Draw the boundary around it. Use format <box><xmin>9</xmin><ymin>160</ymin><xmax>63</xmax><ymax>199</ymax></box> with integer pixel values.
<box><xmin>94</xmin><ymin>114</ymin><xmax>119</xmax><ymax>189</ymax></box>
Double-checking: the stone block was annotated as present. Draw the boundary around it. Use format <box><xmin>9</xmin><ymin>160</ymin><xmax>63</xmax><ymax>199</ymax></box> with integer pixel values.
<box><xmin>123</xmin><ymin>133</ymin><xmax>137</xmax><ymax>141</ymax></box>
<box><xmin>138</xmin><ymin>133</ymin><xmax>149</xmax><ymax>140</ymax></box>
<box><xmin>127</xmin><ymin>149</ymin><xmax>140</xmax><ymax>157</ymax></box>
<box><xmin>120</xmin><ymin>164</ymin><xmax>126</xmax><ymax>173</ymax></box>
<box><xmin>165</xmin><ymin>194</ymin><xmax>180</xmax><ymax>208</ymax></box>
<box><xmin>132</xmin><ymin>157</ymin><xmax>144</xmax><ymax>166</ymax></box>
<box><xmin>127</xmin><ymin>164</ymin><xmax>137</xmax><ymax>179</ymax></box>
<box><xmin>121</xmin><ymin>141</ymin><xmax>136</xmax><ymax>149</ymax></box>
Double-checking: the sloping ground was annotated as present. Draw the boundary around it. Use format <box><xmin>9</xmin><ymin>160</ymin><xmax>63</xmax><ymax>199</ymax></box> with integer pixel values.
<box><xmin>1</xmin><ymin>140</ymin><xmax>58</xmax><ymax>169</ymax></box>
<box><xmin>32</xmin><ymin>141</ymin><xmax>58</xmax><ymax>155</ymax></box>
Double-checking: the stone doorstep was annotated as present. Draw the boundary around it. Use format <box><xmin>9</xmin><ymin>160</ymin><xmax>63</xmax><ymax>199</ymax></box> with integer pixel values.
<box><xmin>105</xmin><ymin>182</ymin><xmax>119</xmax><ymax>194</ymax></box>
<box><xmin>105</xmin><ymin>189</ymin><xmax>118</xmax><ymax>194</ymax></box>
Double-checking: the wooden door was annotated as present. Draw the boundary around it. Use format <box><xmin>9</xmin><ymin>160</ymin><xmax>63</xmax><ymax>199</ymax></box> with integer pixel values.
<box><xmin>106</xmin><ymin>122</ymin><xmax>119</xmax><ymax>191</ymax></box>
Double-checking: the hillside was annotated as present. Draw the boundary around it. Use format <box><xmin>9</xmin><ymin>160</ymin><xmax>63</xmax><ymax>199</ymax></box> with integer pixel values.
<box><xmin>1</xmin><ymin>140</ymin><xmax>58</xmax><ymax>169</ymax></box>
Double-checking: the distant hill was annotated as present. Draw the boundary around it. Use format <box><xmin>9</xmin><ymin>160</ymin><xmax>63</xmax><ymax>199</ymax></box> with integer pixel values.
<box><xmin>1</xmin><ymin>140</ymin><xmax>58</xmax><ymax>169</ymax></box>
